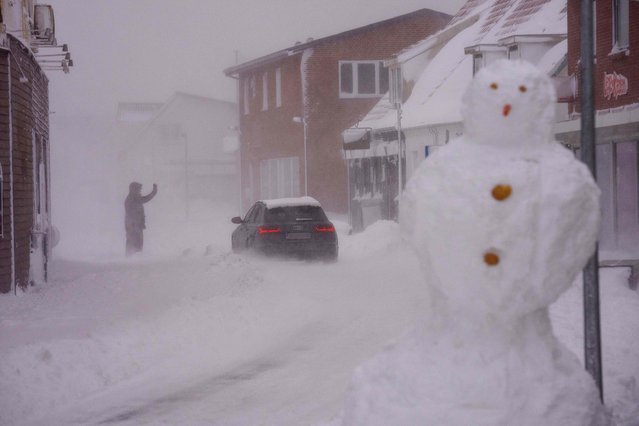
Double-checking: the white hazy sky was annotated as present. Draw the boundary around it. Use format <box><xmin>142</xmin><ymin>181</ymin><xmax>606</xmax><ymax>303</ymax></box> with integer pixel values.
<box><xmin>46</xmin><ymin>0</ymin><xmax>465</xmax><ymax>118</ymax></box>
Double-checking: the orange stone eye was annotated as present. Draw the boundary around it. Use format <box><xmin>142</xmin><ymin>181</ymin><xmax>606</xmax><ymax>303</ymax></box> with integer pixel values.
<box><xmin>484</xmin><ymin>252</ymin><xmax>500</xmax><ymax>266</ymax></box>
<box><xmin>490</xmin><ymin>82</ymin><xmax>498</xmax><ymax>90</ymax></box>
<box><xmin>491</xmin><ymin>184</ymin><xmax>512</xmax><ymax>201</ymax></box>
<box><xmin>519</xmin><ymin>85</ymin><xmax>527</xmax><ymax>93</ymax></box>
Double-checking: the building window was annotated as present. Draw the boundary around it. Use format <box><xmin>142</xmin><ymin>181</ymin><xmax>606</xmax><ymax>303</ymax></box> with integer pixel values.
<box><xmin>243</xmin><ymin>78</ymin><xmax>250</xmax><ymax>115</ymax></box>
<box><xmin>339</xmin><ymin>61</ymin><xmax>389</xmax><ymax>98</ymax></box>
<box><xmin>262</xmin><ymin>72</ymin><xmax>268</xmax><ymax>111</ymax></box>
<box><xmin>473</xmin><ymin>54</ymin><xmax>483</xmax><ymax>76</ymax></box>
<box><xmin>595</xmin><ymin>140</ymin><xmax>639</xmax><ymax>251</ymax></box>
<box><xmin>275</xmin><ymin>67</ymin><xmax>282</xmax><ymax>108</ymax></box>
<box><xmin>613</xmin><ymin>0</ymin><xmax>629</xmax><ymax>51</ymax></box>
<box><xmin>260</xmin><ymin>157</ymin><xmax>300</xmax><ymax>200</ymax></box>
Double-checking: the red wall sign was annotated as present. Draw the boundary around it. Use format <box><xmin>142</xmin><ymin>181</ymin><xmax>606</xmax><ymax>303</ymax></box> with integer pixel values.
<box><xmin>603</xmin><ymin>72</ymin><xmax>629</xmax><ymax>100</ymax></box>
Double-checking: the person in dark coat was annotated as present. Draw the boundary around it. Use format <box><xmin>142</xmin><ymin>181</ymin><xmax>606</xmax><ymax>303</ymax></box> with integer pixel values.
<box><xmin>125</xmin><ymin>182</ymin><xmax>158</xmax><ymax>256</ymax></box>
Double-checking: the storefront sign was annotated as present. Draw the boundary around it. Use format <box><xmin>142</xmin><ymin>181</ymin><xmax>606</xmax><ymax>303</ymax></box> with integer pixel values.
<box><xmin>603</xmin><ymin>72</ymin><xmax>629</xmax><ymax>100</ymax></box>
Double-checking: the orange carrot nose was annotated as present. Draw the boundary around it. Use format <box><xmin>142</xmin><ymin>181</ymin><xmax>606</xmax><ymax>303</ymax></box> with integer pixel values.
<box><xmin>502</xmin><ymin>104</ymin><xmax>512</xmax><ymax>117</ymax></box>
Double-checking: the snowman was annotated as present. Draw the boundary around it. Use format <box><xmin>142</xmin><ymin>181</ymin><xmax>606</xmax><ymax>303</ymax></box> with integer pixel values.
<box><xmin>336</xmin><ymin>60</ymin><xmax>609</xmax><ymax>425</ymax></box>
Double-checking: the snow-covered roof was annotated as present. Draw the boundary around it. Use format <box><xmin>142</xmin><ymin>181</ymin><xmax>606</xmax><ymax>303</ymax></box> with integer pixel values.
<box><xmin>358</xmin><ymin>0</ymin><xmax>567</xmax><ymax>132</ymax></box>
<box><xmin>261</xmin><ymin>196</ymin><xmax>322</xmax><ymax>209</ymax></box>
<box><xmin>536</xmin><ymin>38</ymin><xmax>567</xmax><ymax>76</ymax></box>
<box><xmin>117</xmin><ymin>102</ymin><xmax>163</xmax><ymax>123</ymax></box>
<box><xmin>387</xmin><ymin>13</ymin><xmax>481</xmax><ymax>68</ymax></box>
<box><xmin>132</xmin><ymin>92</ymin><xmax>236</xmax><ymax>139</ymax></box>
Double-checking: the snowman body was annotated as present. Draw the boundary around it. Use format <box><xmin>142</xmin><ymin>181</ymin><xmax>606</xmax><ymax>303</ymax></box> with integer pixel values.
<box><xmin>338</xmin><ymin>60</ymin><xmax>607</xmax><ymax>425</ymax></box>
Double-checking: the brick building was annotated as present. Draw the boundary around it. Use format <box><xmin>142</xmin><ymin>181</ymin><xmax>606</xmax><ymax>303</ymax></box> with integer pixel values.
<box><xmin>557</xmin><ymin>0</ymin><xmax>639</xmax><ymax>254</ymax></box>
<box><xmin>0</xmin><ymin>2</ymin><xmax>69</xmax><ymax>292</ymax></box>
<box><xmin>224</xmin><ymin>9</ymin><xmax>451</xmax><ymax>214</ymax></box>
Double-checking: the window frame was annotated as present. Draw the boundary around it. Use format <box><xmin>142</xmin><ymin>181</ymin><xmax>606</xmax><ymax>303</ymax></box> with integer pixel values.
<box><xmin>338</xmin><ymin>60</ymin><xmax>388</xmax><ymax>99</ymax></box>
<box><xmin>612</xmin><ymin>0</ymin><xmax>629</xmax><ymax>52</ymax></box>
<box><xmin>260</xmin><ymin>156</ymin><xmax>300</xmax><ymax>200</ymax></box>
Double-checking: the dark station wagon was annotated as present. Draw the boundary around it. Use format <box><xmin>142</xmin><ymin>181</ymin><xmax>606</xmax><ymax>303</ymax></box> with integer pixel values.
<box><xmin>231</xmin><ymin>197</ymin><xmax>338</xmax><ymax>261</ymax></box>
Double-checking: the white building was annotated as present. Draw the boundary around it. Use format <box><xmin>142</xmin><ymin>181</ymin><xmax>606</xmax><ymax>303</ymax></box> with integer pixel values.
<box><xmin>117</xmin><ymin>93</ymin><xmax>238</xmax><ymax>221</ymax></box>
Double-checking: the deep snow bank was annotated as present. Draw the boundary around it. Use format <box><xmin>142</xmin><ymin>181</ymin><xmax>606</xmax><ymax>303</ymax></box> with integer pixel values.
<box><xmin>327</xmin><ymin>264</ymin><xmax>639</xmax><ymax>426</ymax></box>
<box><xmin>0</xmin><ymin>253</ymin><xmax>324</xmax><ymax>425</ymax></box>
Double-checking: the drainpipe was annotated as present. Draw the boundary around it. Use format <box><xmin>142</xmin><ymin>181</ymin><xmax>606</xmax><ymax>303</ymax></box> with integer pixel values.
<box><xmin>303</xmin><ymin>118</ymin><xmax>308</xmax><ymax>196</ymax></box>
<box><xmin>231</xmin><ymin>51</ymin><xmax>243</xmax><ymax>214</ymax></box>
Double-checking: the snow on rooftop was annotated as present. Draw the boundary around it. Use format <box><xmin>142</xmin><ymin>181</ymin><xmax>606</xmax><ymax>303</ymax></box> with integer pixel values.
<box><xmin>493</xmin><ymin>0</ymin><xmax>566</xmax><ymax>39</ymax></box>
<box><xmin>342</xmin><ymin>128</ymin><xmax>370</xmax><ymax>145</ymax></box>
<box><xmin>117</xmin><ymin>109</ymin><xmax>157</xmax><ymax>123</ymax></box>
<box><xmin>359</xmin><ymin>13</ymin><xmax>482</xmax><ymax>130</ymax></box>
<box><xmin>261</xmin><ymin>196</ymin><xmax>321</xmax><ymax>209</ymax></box>
<box><xmin>537</xmin><ymin>38</ymin><xmax>567</xmax><ymax>76</ymax></box>
<box><xmin>358</xmin><ymin>0</ymin><xmax>567</xmax><ymax>133</ymax></box>
<box><xmin>392</xmin><ymin>13</ymin><xmax>481</xmax><ymax>67</ymax></box>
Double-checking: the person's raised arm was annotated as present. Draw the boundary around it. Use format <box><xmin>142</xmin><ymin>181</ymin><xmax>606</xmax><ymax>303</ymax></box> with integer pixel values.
<box><xmin>141</xmin><ymin>183</ymin><xmax>158</xmax><ymax>203</ymax></box>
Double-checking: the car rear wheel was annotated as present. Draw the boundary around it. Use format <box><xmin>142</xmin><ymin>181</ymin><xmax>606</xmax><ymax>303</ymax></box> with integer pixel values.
<box><xmin>322</xmin><ymin>247</ymin><xmax>338</xmax><ymax>263</ymax></box>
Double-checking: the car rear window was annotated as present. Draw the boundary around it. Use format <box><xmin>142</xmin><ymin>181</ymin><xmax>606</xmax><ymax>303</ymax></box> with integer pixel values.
<box><xmin>264</xmin><ymin>205</ymin><xmax>328</xmax><ymax>223</ymax></box>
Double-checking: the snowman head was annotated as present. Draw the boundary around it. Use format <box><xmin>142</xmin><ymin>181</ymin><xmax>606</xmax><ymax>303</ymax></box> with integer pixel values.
<box><xmin>461</xmin><ymin>59</ymin><xmax>556</xmax><ymax>149</ymax></box>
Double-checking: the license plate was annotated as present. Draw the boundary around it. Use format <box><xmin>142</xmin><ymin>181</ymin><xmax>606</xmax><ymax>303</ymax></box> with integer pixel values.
<box><xmin>286</xmin><ymin>232</ymin><xmax>311</xmax><ymax>240</ymax></box>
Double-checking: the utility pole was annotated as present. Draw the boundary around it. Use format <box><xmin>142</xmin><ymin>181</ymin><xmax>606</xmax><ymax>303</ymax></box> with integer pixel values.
<box><xmin>579</xmin><ymin>0</ymin><xmax>603</xmax><ymax>402</ymax></box>
<box><xmin>391</xmin><ymin>64</ymin><xmax>404</xmax><ymax>222</ymax></box>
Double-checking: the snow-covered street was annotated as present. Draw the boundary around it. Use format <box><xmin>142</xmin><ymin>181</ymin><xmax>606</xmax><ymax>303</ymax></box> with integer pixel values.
<box><xmin>0</xmin><ymin>221</ymin><xmax>425</xmax><ymax>425</ymax></box>
<box><xmin>2</xmin><ymin>1</ymin><xmax>638</xmax><ymax>425</ymax></box>
<box><xmin>1</xmin><ymin>221</ymin><xmax>638</xmax><ymax>425</ymax></box>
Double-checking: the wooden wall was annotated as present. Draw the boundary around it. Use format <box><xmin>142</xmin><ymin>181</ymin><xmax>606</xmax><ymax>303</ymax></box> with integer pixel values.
<box><xmin>0</xmin><ymin>35</ymin><xmax>50</xmax><ymax>293</ymax></box>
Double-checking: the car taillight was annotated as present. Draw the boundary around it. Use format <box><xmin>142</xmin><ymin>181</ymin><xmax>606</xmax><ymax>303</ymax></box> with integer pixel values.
<box><xmin>315</xmin><ymin>225</ymin><xmax>335</xmax><ymax>233</ymax></box>
<box><xmin>258</xmin><ymin>226</ymin><xmax>281</xmax><ymax>235</ymax></box>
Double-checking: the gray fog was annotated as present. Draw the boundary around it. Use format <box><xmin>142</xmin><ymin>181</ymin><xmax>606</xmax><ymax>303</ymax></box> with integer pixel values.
<box><xmin>46</xmin><ymin>0</ymin><xmax>464</xmax><ymax>258</ymax></box>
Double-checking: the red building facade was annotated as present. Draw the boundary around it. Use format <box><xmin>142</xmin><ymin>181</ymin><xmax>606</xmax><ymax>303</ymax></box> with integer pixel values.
<box><xmin>0</xmin><ymin>35</ymin><xmax>52</xmax><ymax>292</ymax></box>
<box><xmin>225</xmin><ymin>9</ymin><xmax>451</xmax><ymax>214</ymax></box>
<box><xmin>561</xmin><ymin>0</ymin><xmax>639</xmax><ymax>253</ymax></box>
<box><xmin>0</xmin><ymin>2</ymin><xmax>69</xmax><ymax>293</ymax></box>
